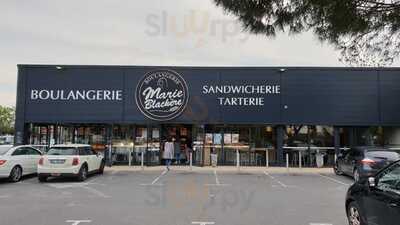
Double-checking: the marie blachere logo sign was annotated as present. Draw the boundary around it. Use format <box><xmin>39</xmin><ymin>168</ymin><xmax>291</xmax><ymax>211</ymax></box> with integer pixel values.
<box><xmin>135</xmin><ymin>70</ymin><xmax>189</xmax><ymax>121</ymax></box>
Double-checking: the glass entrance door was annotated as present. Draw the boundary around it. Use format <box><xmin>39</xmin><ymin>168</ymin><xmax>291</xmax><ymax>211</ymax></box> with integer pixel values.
<box><xmin>161</xmin><ymin>124</ymin><xmax>193</xmax><ymax>165</ymax></box>
<box><xmin>111</xmin><ymin>125</ymin><xmax>134</xmax><ymax>166</ymax></box>
<box><xmin>192</xmin><ymin>125</ymin><xmax>205</xmax><ymax>166</ymax></box>
<box><xmin>147</xmin><ymin>126</ymin><xmax>161</xmax><ymax>166</ymax></box>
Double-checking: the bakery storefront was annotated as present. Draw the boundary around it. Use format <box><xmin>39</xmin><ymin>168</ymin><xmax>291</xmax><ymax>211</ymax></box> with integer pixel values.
<box><xmin>14</xmin><ymin>65</ymin><xmax>400</xmax><ymax>167</ymax></box>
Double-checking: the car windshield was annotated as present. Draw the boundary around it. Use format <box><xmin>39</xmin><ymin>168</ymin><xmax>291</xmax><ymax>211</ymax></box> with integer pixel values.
<box><xmin>47</xmin><ymin>147</ymin><xmax>77</xmax><ymax>156</ymax></box>
<box><xmin>366</xmin><ymin>151</ymin><xmax>400</xmax><ymax>160</ymax></box>
<box><xmin>0</xmin><ymin>146</ymin><xmax>11</xmax><ymax>155</ymax></box>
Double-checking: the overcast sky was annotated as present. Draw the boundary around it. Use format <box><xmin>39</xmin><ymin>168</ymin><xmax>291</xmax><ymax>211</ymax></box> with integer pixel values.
<box><xmin>1</xmin><ymin>0</ymin><xmax>399</xmax><ymax>107</ymax></box>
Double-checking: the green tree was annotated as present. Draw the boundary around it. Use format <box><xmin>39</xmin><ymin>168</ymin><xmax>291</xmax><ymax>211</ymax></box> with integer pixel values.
<box><xmin>213</xmin><ymin>0</ymin><xmax>400</xmax><ymax>66</ymax></box>
<box><xmin>0</xmin><ymin>106</ymin><xmax>15</xmax><ymax>135</ymax></box>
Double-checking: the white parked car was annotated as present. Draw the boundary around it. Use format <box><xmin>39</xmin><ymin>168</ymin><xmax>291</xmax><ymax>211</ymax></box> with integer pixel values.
<box><xmin>38</xmin><ymin>144</ymin><xmax>105</xmax><ymax>182</ymax></box>
<box><xmin>0</xmin><ymin>145</ymin><xmax>43</xmax><ymax>182</ymax></box>
<box><xmin>0</xmin><ymin>135</ymin><xmax>13</xmax><ymax>145</ymax></box>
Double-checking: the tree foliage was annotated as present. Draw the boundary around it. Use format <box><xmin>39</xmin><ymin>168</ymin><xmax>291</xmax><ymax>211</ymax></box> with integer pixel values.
<box><xmin>0</xmin><ymin>106</ymin><xmax>15</xmax><ymax>135</ymax></box>
<box><xmin>213</xmin><ymin>0</ymin><xmax>400</xmax><ymax>66</ymax></box>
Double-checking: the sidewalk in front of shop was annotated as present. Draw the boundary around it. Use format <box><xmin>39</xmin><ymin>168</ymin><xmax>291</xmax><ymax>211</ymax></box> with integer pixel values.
<box><xmin>104</xmin><ymin>165</ymin><xmax>334</xmax><ymax>174</ymax></box>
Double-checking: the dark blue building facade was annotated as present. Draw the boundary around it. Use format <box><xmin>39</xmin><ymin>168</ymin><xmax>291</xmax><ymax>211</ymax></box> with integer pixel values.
<box><xmin>14</xmin><ymin>65</ymin><xmax>400</xmax><ymax>167</ymax></box>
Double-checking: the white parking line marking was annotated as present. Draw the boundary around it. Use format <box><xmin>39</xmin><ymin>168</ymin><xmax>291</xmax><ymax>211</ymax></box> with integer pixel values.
<box><xmin>86</xmin><ymin>182</ymin><xmax>106</xmax><ymax>186</ymax></box>
<box><xmin>192</xmin><ymin>222</ymin><xmax>215</xmax><ymax>225</ymax></box>
<box><xmin>45</xmin><ymin>182</ymin><xmax>110</xmax><ymax>198</ymax></box>
<box><xmin>46</xmin><ymin>183</ymin><xmax>88</xmax><ymax>189</ymax></box>
<box><xmin>205</xmin><ymin>183</ymin><xmax>230</xmax><ymax>186</ymax></box>
<box><xmin>81</xmin><ymin>186</ymin><xmax>110</xmax><ymax>198</ymax></box>
<box><xmin>318</xmin><ymin>174</ymin><xmax>351</xmax><ymax>186</ymax></box>
<box><xmin>152</xmin><ymin>170</ymin><xmax>168</xmax><ymax>184</ymax></box>
<box><xmin>214</xmin><ymin>170</ymin><xmax>220</xmax><ymax>185</ymax></box>
<box><xmin>205</xmin><ymin>170</ymin><xmax>231</xmax><ymax>186</ymax></box>
<box><xmin>140</xmin><ymin>183</ymin><xmax>164</xmax><ymax>186</ymax></box>
<box><xmin>140</xmin><ymin>170</ymin><xmax>168</xmax><ymax>186</ymax></box>
<box><xmin>66</xmin><ymin>220</ymin><xmax>92</xmax><ymax>225</ymax></box>
<box><xmin>264</xmin><ymin>171</ymin><xmax>288</xmax><ymax>188</ymax></box>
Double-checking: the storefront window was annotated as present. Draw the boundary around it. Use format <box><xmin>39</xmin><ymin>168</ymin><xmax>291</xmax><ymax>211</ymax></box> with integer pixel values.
<box><xmin>76</xmin><ymin>127</ymin><xmax>90</xmax><ymax>144</ymax></box>
<box><xmin>356</xmin><ymin>127</ymin><xmax>384</xmax><ymax>146</ymax></box>
<box><xmin>147</xmin><ymin>126</ymin><xmax>161</xmax><ymax>166</ymax></box>
<box><xmin>29</xmin><ymin>125</ymin><xmax>39</xmax><ymax>144</ymax></box>
<box><xmin>285</xmin><ymin>125</ymin><xmax>308</xmax><ymax>147</ymax></box>
<box><xmin>383</xmin><ymin>127</ymin><xmax>400</xmax><ymax>147</ymax></box>
<box><xmin>309</xmin><ymin>126</ymin><xmax>334</xmax><ymax>147</ymax></box>
<box><xmin>58</xmin><ymin>126</ymin><xmax>74</xmax><ymax>144</ymax></box>
<box><xmin>112</xmin><ymin>125</ymin><xmax>133</xmax><ymax>165</ymax></box>
<box><xmin>160</xmin><ymin>125</ymin><xmax>192</xmax><ymax>165</ymax></box>
<box><xmin>203</xmin><ymin>125</ymin><xmax>275</xmax><ymax>166</ymax></box>
<box><xmin>88</xmin><ymin>125</ymin><xmax>107</xmax><ymax>153</ymax></box>
<box><xmin>284</xmin><ymin>125</ymin><xmax>334</xmax><ymax>167</ymax></box>
<box><xmin>29</xmin><ymin>124</ymin><xmax>49</xmax><ymax>145</ymax></box>
<box><xmin>192</xmin><ymin>125</ymin><xmax>205</xmax><ymax>165</ymax></box>
<box><xmin>250</xmin><ymin>126</ymin><xmax>276</xmax><ymax>166</ymax></box>
<box><xmin>310</xmin><ymin>126</ymin><xmax>334</xmax><ymax>166</ymax></box>
<box><xmin>135</xmin><ymin>126</ymin><xmax>148</xmax><ymax>166</ymax></box>
<box><xmin>223</xmin><ymin>126</ymin><xmax>249</xmax><ymax>165</ymax></box>
<box><xmin>340</xmin><ymin>127</ymin><xmax>384</xmax><ymax>147</ymax></box>
<box><xmin>204</xmin><ymin>125</ymin><xmax>224</xmax><ymax>165</ymax></box>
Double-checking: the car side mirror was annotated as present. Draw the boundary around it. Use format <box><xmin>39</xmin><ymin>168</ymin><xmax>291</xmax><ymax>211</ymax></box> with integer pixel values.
<box><xmin>368</xmin><ymin>177</ymin><xmax>376</xmax><ymax>188</ymax></box>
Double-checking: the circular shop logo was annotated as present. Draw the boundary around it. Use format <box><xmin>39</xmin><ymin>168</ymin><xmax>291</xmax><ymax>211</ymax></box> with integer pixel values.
<box><xmin>135</xmin><ymin>69</ymin><xmax>189</xmax><ymax>121</ymax></box>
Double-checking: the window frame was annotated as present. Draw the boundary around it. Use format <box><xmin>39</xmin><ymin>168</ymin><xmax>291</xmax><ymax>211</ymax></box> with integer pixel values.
<box><xmin>26</xmin><ymin>147</ymin><xmax>42</xmax><ymax>155</ymax></box>
<box><xmin>12</xmin><ymin>147</ymin><xmax>29</xmax><ymax>156</ymax></box>
<box><xmin>78</xmin><ymin>148</ymin><xmax>87</xmax><ymax>156</ymax></box>
<box><xmin>85</xmin><ymin>147</ymin><xmax>94</xmax><ymax>155</ymax></box>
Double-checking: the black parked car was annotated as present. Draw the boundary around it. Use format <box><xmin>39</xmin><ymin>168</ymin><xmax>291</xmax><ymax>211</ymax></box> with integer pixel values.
<box><xmin>334</xmin><ymin>147</ymin><xmax>400</xmax><ymax>181</ymax></box>
<box><xmin>346</xmin><ymin>160</ymin><xmax>400</xmax><ymax>225</ymax></box>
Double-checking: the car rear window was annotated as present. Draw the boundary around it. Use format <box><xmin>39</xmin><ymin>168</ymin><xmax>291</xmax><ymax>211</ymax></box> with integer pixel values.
<box><xmin>47</xmin><ymin>147</ymin><xmax>78</xmax><ymax>156</ymax></box>
<box><xmin>0</xmin><ymin>146</ymin><xmax>11</xmax><ymax>155</ymax></box>
<box><xmin>366</xmin><ymin>151</ymin><xmax>400</xmax><ymax>160</ymax></box>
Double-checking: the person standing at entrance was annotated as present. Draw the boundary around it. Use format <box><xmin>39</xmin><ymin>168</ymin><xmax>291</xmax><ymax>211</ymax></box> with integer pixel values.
<box><xmin>184</xmin><ymin>143</ymin><xmax>193</xmax><ymax>164</ymax></box>
<box><xmin>173</xmin><ymin>137</ymin><xmax>181</xmax><ymax>165</ymax></box>
<box><xmin>163</xmin><ymin>137</ymin><xmax>174</xmax><ymax>170</ymax></box>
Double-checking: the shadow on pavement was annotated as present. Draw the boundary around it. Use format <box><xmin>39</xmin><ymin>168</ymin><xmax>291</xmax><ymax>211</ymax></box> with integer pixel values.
<box><xmin>0</xmin><ymin>174</ymin><xmax>37</xmax><ymax>185</ymax></box>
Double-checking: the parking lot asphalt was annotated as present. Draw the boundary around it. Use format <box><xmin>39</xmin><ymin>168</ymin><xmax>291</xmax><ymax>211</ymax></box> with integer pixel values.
<box><xmin>0</xmin><ymin>168</ymin><xmax>354</xmax><ymax>225</ymax></box>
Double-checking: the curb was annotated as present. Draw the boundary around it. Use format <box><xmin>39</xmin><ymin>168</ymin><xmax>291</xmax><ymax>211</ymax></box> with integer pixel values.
<box><xmin>104</xmin><ymin>166</ymin><xmax>334</xmax><ymax>174</ymax></box>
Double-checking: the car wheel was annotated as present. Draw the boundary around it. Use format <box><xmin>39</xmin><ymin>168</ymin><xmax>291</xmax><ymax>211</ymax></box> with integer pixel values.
<box><xmin>77</xmin><ymin>165</ymin><xmax>88</xmax><ymax>182</ymax></box>
<box><xmin>347</xmin><ymin>201</ymin><xmax>366</xmax><ymax>225</ymax></box>
<box><xmin>334</xmin><ymin>163</ymin><xmax>343</xmax><ymax>175</ymax></box>
<box><xmin>98</xmin><ymin>160</ymin><xmax>105</xmax><ymax>174</ymax></box>
<box><xmin>9</xmin><ymin>166</ymin><xmax>22</xmax><ymax>182</ymax></box>
<box><xmin>353</xmin><ymin>168</ymin><xmax>360</xmax><ymax>182</ymax></box>
<box><xmin>38</xmin><ymin>175</ymin><xmax>48</xmax><ymax>182</ymax></box>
